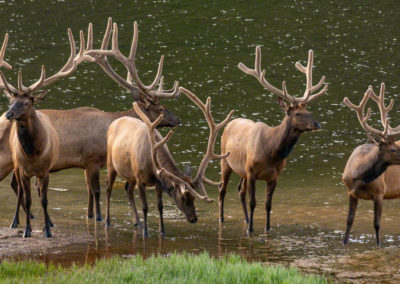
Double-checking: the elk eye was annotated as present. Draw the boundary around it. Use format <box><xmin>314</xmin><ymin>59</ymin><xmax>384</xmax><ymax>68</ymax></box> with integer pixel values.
<box><xmin>295</xmin><ymin>113</ymin><xmax>300</xmax><ymax>117</ymax></box>
<box><xmin>24</xmin><ymin>101</ymin><xmax>29</xmax><ymax>106</ymax></box>
<box><xmin>391</xmin><ymin>149</ymin><xmax>397</xmax><ymax>152</ymax></box>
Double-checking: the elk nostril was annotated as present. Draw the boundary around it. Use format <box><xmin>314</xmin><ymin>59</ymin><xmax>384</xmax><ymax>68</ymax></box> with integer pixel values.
<box><xmin>5</xmin><ymin>112</ymin><xmax>13</xmax><ymax>120</ymax></box>
<box><xmin>314</xmin><ymin>122</ymin><xmax>321</xmax><ymax>129</ymax></box>
<box><xmin>190</xmin><ymin>217</ymin><xmax>198</xmax><ymax>223</ymax></box>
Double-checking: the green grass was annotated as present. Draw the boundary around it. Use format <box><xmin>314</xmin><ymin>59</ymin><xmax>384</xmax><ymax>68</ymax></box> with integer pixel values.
<box><xmin>0</xmin><ymin>252</ymin><xmax>328</xmax><ymax>283</ymax></box>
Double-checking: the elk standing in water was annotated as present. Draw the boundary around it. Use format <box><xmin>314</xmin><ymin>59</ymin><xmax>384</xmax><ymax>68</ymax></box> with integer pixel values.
<box><xmin>343</xmin><ymin>84</ymin><xmax>400</xmax><ymax>245</ymax></box>
<box><xmin>219</xmin><ymin>47</ymin><xmax>327</xmax><ymax>233</ymax></box>
<box><xmin>0</xmin><ymin>18</ymin><xmax>180</xmax><ymax>227</ymax></box>
<box><xmin>105</xmin><ymin>87</ymin><xmax>233</xmax><ymax>237</ymax></box>
<box><xmin>0</xmin><ymin>33</ymin><xmax>93</xmax><ymax>237</ymax></box>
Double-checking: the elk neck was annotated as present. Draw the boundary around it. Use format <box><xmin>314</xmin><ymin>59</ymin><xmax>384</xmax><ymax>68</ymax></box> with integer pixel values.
<box><xmin>359</xmin><ymin>149</ymin><xmax>390</xmax><ymax>184</ymax></box>
<box><xmin>109</xmin><ymin>107</ymin><xmax>138</xmax><ymax>120</ymax></box>
<box><xmin>15</xmin><ymin>109</ymin><xmax>45</xmax><ymax>158</ymax></box>
<box><xmin>268</xmin><ymin>116</ymin><xmax>301</xmax><ymax>161</ymax></box>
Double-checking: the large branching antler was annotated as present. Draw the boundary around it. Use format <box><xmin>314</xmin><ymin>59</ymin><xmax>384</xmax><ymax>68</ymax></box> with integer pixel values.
<box><xmin>179</xmin><ymin>87</ymin><xmax>234</xmax><ymax>201</ymax></box>
<box><xmin>343</xmin><ymin>85</ymin><xmax>400</xmax><ymax>141</ymax></box>
<box><xmin>132</xmin><ymin>102</ymin><xmax>210</xmax><ymax>201</ymax></box>
<box><xmin>84</xmin><ymin>17</ymin><xmax>179</xmax><ymax>102</ymax></box>
<box><xmin>368</xmin><ymin>83</ymin><xmax>400</xmax><ymax>137</ymax></box>
<box><xmin>0</xmin><ymin>29</ymin><xmax>91</xmax><ymax>98</ymax></box>
<box><xmin>238</xmin><ymin>46</ymin><xmax>328</xmax><ymax>105</ymax></box>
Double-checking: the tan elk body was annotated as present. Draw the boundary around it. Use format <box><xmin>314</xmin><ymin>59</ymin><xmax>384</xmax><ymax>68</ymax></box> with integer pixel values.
<box><xmin>0</xmin><ymin>18</ymin><xmax>181</xmax><ymax>227</ymax></box>
<box><xmin>219</xmin><ymin>47</ymin><xmax>328</xmax><ymax>233</ymax></box>
<box><xmin>105</xmin><ymin>87</ymin><xmax>233</xmax><ymax>237</ymax></box>
<box><xmin>342</xmin><ymin>84</ymin><xmax>400</xmax><ymax>245</ymax></box>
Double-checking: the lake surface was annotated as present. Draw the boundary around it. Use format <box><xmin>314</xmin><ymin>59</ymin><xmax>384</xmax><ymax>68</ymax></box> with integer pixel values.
<box><xmin>1</xmin><ymin>0</ymin><xmax>400</xmax><ymax>282</ymax></box>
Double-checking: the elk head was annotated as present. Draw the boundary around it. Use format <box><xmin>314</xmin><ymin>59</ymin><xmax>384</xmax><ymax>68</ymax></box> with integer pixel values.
<box><xmin>344</xmin><ymin>83</ymin><xmax>400</xmax><ymax>165</ymax></box>
<box><xmin>82</xmin><ymin>17</ymin><xmax>180</xmax><ymax>127</ymax></box>
<box><xmin>238</xmin><ymin>47</ymin><xmax>327</xmax><ymax>132</ymax></box>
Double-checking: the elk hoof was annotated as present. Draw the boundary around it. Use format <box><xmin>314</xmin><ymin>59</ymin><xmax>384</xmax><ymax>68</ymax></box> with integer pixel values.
<box><xmin>96</xmin><ymin>215</ymin><xmax>103</xmax><ymax>222</ymax></box>
<box><xmin>87</xmin><ymin>212</ymin><xmax>94</xmax><ymax>219</ymax></box>
<box><xmin>143</xmin><ymin>230</ymin><xmax>149</xmax><ymax>238</ymax></box>
<box><xmin>247</xmin><ymin>227</ymin><xmax>253</xmax><ymax>234</ymax></box>
<box><xmin>219</xmin><ymin>218</ymin><xmax>224</xmax><ymax>223</ymax></box>
<box><xmin>43</xmin><ymin>227</ymin><xmax>52</xmax><ymax>238</ymax></box>
<box><xmin>23</xmin><ymin>226</ymin><xmax>32</xmax><ymax>238</ymax></box>
<box><xmin>264</xmin><ymin>227</ymin><xmax>271</xmax><ymax>233</ymax></box>
<box><xmin>105</xmin><ymin>219</ymin><xmax>111</xmax><ymax>228</ymax></box>
<box><xmin>159</xmin><ymin>230</ymin><xmax>166</xmax><ymax>238</ymax></box>
<box><xmin>134</xmin><ymin>222</ymin><xmax>142</xmax><ymax>229</ymax></box>
<box><xmin>10</xmin><ymin>217</ymin><xmax>19</xmax><ymax>229</ymax></box>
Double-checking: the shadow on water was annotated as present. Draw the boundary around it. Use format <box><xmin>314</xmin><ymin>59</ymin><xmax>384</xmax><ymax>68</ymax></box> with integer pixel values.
<box><xmin>0</xmin><ymin>0</ymin><xmax>400</xmax><ymax>283</ymax></box>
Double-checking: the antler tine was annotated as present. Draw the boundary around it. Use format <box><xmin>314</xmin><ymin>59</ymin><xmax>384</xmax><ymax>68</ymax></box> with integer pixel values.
<box><xmin>295</xmin><ymin>49</ymin><xmax>328</xmax><ymax>104</ymax></box>
<box><xmin>0</xmin><ymin>71</ymin><xmax>18</xmax><ymax>95</ymax></box>
<box><xmin>0</xmin><ymin>34</ymin><xmax>12</xmax><ymax>70</ymax></box>
<box><xmin>180</xmin><ymin>87</ymin><xmax>234</xmax><ymax>201</ymax></box>
<box><xmin>239</xmin><ymin>45</ymin><xmax>297</xmax><ymax>105</ymax></box>
<box><xmin>369</xmin><ymin>83</ymin><xmax>400</xmax><ymax>138</ymax></box>
<box><xmin>344</xmin><ymin>88</ymin><xmax>387</xmax><ymax>140</ymax></box>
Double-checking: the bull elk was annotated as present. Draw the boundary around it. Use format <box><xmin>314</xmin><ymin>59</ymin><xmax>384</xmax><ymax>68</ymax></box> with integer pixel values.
<box><xmin>105</xmin><ymin>87</ymin><xmax>233</xmax><ymax>237</ymax></box>
<box><xmin>0</xmin><ymin>29</ymin><xmax>94</xmax><ymax>237</ymax></box>
<box><xmin>0</xmin><ymin>17</ymin><xmax>180</xmax><ymax>227</ymax></box>
<box><xmin>219</xmin><ymin>47</ymin><xmax>328</xmax><ymax>233</ymax></box>
<box><xmin>343</xmin><ymin>84</ymin><xmax>400</xmax><ymax>245</ymax></box>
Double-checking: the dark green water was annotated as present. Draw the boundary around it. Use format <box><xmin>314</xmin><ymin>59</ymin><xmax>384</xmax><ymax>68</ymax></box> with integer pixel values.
<box><xmin>1</xmin><ymin>1</ymin><xmax>400</xmax><ymax>282</ymax></box>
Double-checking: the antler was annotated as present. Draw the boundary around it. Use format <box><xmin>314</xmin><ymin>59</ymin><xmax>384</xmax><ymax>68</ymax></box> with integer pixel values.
<box><xmin>179</xmin><ymin>87</ymin><xmax>234</xmax><ymax>201</ymax></box>
<box><xmin>0</xmin><ymin>34</ymin><xmax>12</xmax><ymax>70</ymax></box>
<box><xmin>368</xmin><ymin>83</ymin><xmax>400</xmax><ymax>137</ymax></box>
<box><xmin>84</xmin><ymin>17</ymin><xmax>179</xmax><ymax>102</ymax></box>
<box><xmin>132</xmin><ymin>102</ymin><xmax>211</xmax><ymax>202</ymax></box>
<box><xmin>0</xmin><ymin>28</ymin><xmax>91</xmax><ymax>98</ymax></box>
<box><xmin>343</xmin><ymin>86</ymin><xmax>400</xmax><ymax>140</ymax></box>
<box><xmin>238</xmin><ymin>46</ymin><xmax>328</xmax><ymax>105</ymax></box>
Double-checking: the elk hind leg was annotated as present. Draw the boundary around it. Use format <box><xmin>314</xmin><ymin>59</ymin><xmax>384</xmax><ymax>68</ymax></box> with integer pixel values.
<box><xmin>19</xmin><ymin>172</ymin><xmax>32</xmax><ymax>238</ymax></box>
<box><xmin>155</xmin><ymin>183</ymin><xmax>165</xmax><ymax>237</ymax></box>
<box><xmin>124</xmin><ymin>181</ymin><xmax>141</xmax><ymax>228</ymax></box>
<box><xmin>218</xmin><ymin>159</ymin><xmax>232</xmax><ymax>223</ymax></box>
<box><xmin>85</xmin><ymin>166</ymin><xmax>103</xmax><ymax>222</ymax></box>
<box><xmin>238</xmin><ymin>178</ymin><xmax>249</xmax><ymax>223</ymax></box>
<box><xmin>247</xmin><ymin>173</ymin><xmax>257</xmax><ymax>233</ymax></box>
<box><xmin>105</xmin><ymin>168</ymin><xmax>117</xmax><ymax>228</ymax></box>
<box><xmin>138</xmin><ymin>183</ymin><xmax>149</xmax><ymax>238</ymax></box>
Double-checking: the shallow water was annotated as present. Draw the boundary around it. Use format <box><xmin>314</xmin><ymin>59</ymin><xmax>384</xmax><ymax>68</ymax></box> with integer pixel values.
<box><xmin>0</xmin><ymin>0</ymin><xmax>400</xmax><ymax>282</ymax></box>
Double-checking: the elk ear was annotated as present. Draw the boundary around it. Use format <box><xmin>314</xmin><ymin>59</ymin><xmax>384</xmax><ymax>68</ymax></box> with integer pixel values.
<box><xmin>184</xmin><ymin>164</ymin><xmax>192</xmax><ymax>177</ymax></box>
<box><xmin>277</xmin><ymin>97</ymin><xmax>288</xmax><ymax>111</ymax></box>
<box><xmin>33</xmin><ymin>91</ymin><xmax>47</xmax><ymax>103</ymax></box>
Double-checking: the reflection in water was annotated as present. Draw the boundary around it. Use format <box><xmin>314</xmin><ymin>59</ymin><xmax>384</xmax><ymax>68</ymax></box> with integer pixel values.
<box><xmin>0</xmin><ymin>0</ymin><xmax>399</xmax><ymax>282</ymax></box>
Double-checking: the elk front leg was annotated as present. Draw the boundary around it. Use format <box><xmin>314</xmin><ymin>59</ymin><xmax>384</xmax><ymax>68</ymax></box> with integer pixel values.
<box><xmin>37</xmin><ymin>174</ymin><xmax>52</xmax><ymax>238</ymax></box>
<box><xmin>125</xmin><ymin>181</ymin><xmax>141</xmax><ymax>228</ymax></box>
<box><xmin>265</xmin><ymin>180</ymin><xmax>277</xmax><ymax>232</ymax></box>
<box><xmin>155</xmin><ymin>185</ymin><xmax>165</xmax><ymax>237</ymax></box>
<box><xmin>10</xmin><ymin>174</ymin><xmax>23</xmax><ymax>229</ymax></box>
<box><xmin>343</xmin><ymin>195</ymin><xmax>358</xmax><ymax>245</ymax></box>
<box><xmin>105</xmin><ymin>168</ymin><xmax>117</xmax><ymax>228</ymax></box>
<box><xmin>218</xmin><ymin>159</ymin><xmax>232</xmax><ymax>223</ymax></box>
<box><xmin>247</xmin><ymin>173</ymin><xmax>257</xmax><ymax>233</ymax></box>
<box><xmin>84</xmin><ymin>167</ymin><xmax>103</xmax><ymax>222</ymax></box>
<box><xmin>19</xmin><ymin>172</ymin><xmax>32</xmax><ymax>238</ymax></box>
<box><xmin>373</xmin><ymin>195</ymin><xmax>384</xmax><ymax>246</ymax></box>
<box><xmin>238</xmin><ymin>178</ymin><xmax>249</xmax><ymax>223</ymax></box>
<box><xmin>138</xmin><ymin>183</ymin><xmax>149</xmax><ymax>238</ymax></box>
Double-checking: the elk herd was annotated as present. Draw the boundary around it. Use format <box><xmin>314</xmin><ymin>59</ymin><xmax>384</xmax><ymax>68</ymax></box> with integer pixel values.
<box><xmin>0</xmin><ymin>17</ymin><xmax>399</xmax><ymax>246</ymax></box>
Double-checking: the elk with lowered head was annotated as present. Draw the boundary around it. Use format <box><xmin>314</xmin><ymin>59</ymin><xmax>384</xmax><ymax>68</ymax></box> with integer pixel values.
<box><xmin>105</xmin><ymin>87</ymin><xmax>233</xmax><ymax>237</ymax></box>
<box><xmin>219</xmin><ymin>47</ymin><xmax>328</xmax><ymax>233</ymax></box>
<box><xmin>0</xmin><ymin>17</ymin><xmax>181</xmax><ymax>227</ymax></box>
<box><xmin>343</xmin><ymin>84</ymin><xmax>400</xmax><ymax>245</ymax></box>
